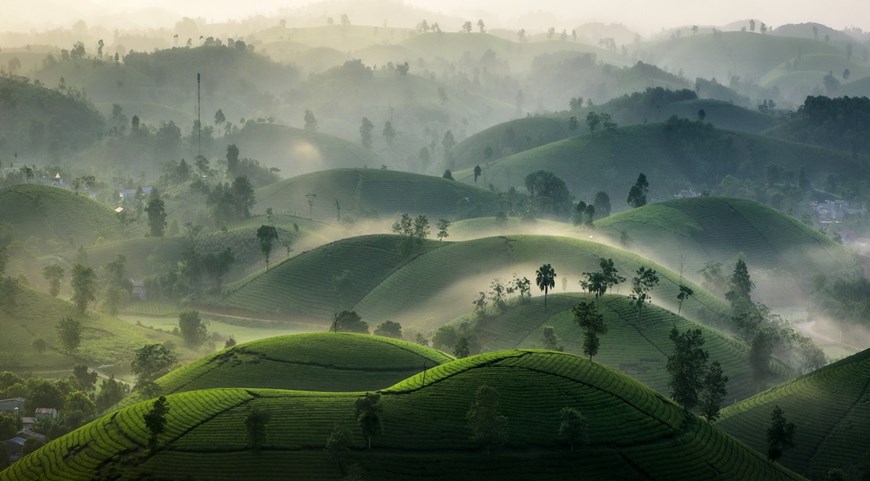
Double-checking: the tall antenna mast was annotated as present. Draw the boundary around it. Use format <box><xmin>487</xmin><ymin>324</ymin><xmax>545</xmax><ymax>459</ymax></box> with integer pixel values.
<box><xmin>196</xmin><ymin>72</ymin><xmax>201</xmax><ymax>157</ymax></box>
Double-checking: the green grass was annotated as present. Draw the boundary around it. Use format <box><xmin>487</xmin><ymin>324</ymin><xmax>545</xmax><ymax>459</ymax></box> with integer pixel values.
<box><xmin>663</xmin><ymin>99</ymin><xmax>778</xmax><ymax>133</ymax></box>
<box><xmin>0</xmin><ymin>286</ymin><xmax>196</xmax><ymax>374</ymax></box>
<box><xmin>0</xmin><ymin>184</ymin><xmax>123</xmax><ymax>250</ymax></box>
<box><xmin>114</xmin><ymin>332</ymin><xmax>453</xmax><ymax>410</ymax></box>
<box><xmin>458</xmin><ymin>293</ymin><xmax>788</xmax><ymax>402</ymax></box>
<box><xmin>451</xmin><ymin>116</ymin><xmax>573</xmax><ymax>169</ymax></box>
<box><xmin>4</xmin><ymin>350</ymin><xmax>806</xmax><ymax>480</ymax></box>
<box><xmin>256</xmin><ymin>168</ymin><xmax>501</xmax><ymax>222</ymax></box>
<box><xmin>596</xmin><ymin>197</ymin><xmax>859</xmax><ymax>305</ymax></box>
<box><xmin>717</xmin><ymin>348</ymin><xmax>870</xmax><ymax>480</ymax></box>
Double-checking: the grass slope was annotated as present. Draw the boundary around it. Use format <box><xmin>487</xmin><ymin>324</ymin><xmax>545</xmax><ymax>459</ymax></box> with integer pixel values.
<box><xmin>4</xmin><ymin>350</ymin><xmax>806</xmax><ymax>481</ymax></box>
<box><xmin>218</xmin><ymin>233</ymin><xmax>726</xmax><ymax>328</ymax></box>
<box><xmin>718</xmin><ymin>349</ymin><xmax>870</xmax><ymax>480</ymax></box>
<box><xmin>115</xmin><ymin>333</ymin><xmax>453</xmax><ymax>409</ymax></box>
<box><xmin>452</xmin><ymin>116</ymin><xmax>572</xmax><ymax>169</ymax></box>
<box><xmin>464</xmin><ymin>293</ymin><xmax>787</xmax><ymax>402</ymax></box>
<box><xmin>454</xmin><ymin>122</ymin><xmax>869</xmax><ymax>203</ymax></box>
<box><xmin>662</xmin><ymin>99</ymin><xmax>778</xmax><ymax>133</ymax></box>
<box><xmin>256</xmin><ymin>168</ymin><xmax>500</xmax><ymax>221</ymax></box>
<box><xmin>0</xmin><ymin>184</ymin><xmax>123</xmax><ymax>250</ymax></box>
<box><xmin>0</xmin><ymin>286</ymin><xmax>190</xmax><ymax>374</ymax></box>
<box><xmin>596</xmin><ymin>197</ymin><xmax>859</xmax><ymax>304</ymax></box>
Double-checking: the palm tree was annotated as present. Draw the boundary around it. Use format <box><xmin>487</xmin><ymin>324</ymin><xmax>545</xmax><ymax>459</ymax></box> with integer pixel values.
<box><xmin>536</xmin><ymin>264</ymin><xmax>556</xmax><ymax>309</ymax></box>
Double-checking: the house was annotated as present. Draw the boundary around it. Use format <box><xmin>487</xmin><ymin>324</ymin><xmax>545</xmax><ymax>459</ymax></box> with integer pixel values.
<box><xmin>0</xmin><ymin>398</ymin><xmax>25</xmax><ymax>415</ymax></box>
<box><xmin>34</xmin><ymin>408</ymin><xmax>57</xmax><ymax>421</ymax></box>
<box><xmin>51</xmin><ymin>173</ymin><xmax>64</xmax><ymax>186</ymax></box>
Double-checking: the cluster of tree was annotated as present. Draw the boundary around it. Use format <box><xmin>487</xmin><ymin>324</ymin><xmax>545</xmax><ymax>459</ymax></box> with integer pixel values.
<box><xmin>131</xmin><ymin>342</ymin><xmax>177</xmax><ymax>396</ymax></box>
<box><xmin>795</xmin><ymin>96</ymin><xmax>870</xmax><ymax>156</ymax></box>
<box><xmin>432</xmin><ymin>322</ymin><xmax>479</xmax><ymax>358</ymax></box>
<box><xmin>809</xmin><ymin>275</ymin><xmax>870</xmax><ymax>328</ymax></box>
<box><xmin>666</xmin><ymin>327</ymin><xmax>729</xmax><ymax>421</ymax></box>
<box><xmin>205</xmin><ymin>176</ymin><xmax>256</xmax><ymax>229</ymax></box>
<box><xmin>524</xmin><ymin>171</ymin><xmax>573</xmax><ymax>219</ymax></box>
<box><xmin>142</xmin><ymin>227</ymin><xmax>236</xmax><ymax>300</ymax></box>
<box><xmin>572</xmin><ymin>192</ymin><xmax>611</xmax><ymax>226</ymax></box>
<box><xmin>391</xmin><ymin>213</ymin><xmax>430</xmax><ymax>254</ymax></box>
<box><xmin>472</xmin><ymin>275</ymin><xmax>531</xmax><ymax>317</ymax></box>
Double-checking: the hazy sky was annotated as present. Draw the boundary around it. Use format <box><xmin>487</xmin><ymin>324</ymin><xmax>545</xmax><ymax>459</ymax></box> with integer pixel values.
<box><xmin>6</xmin><ymin>0</ymin><xmax>870</xmax><ymax>33</ymax></box>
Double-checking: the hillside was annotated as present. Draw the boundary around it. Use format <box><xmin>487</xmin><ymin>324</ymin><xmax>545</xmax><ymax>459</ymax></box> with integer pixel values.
<box><xmin>256</xmin><ymin>168</ymin><xmax>501</xmax><ymax>221</ymax></box>
<box><xmin>220</xmin><ymin>123</ymin><xmax>379</xmax><ymax>178</ymax></box>
<box><xmin>4</xmin><ymin>350</ymin><xmax>806</xmax><ymax>481</ymax></box>
<box><xmin>451</xmin><ymin>116</ymin><xmax>573</xmax><ymax>170</ymax></box>
<box><xmin>0</xmin><ymin>285</ymin><xmax>192</xmax><ymax>374</ymax></box>
<box><xmin>718</xmin><ymin>349</ymin><xmax>870</xmax><ymax>480</ymax></box>
<box><xmin>115</xmin><ymin>333</ymin><xmax>453</xmax><ymax>409</ymax></box>
<box><xmin>219</xmin><ymin>233</ymin><xmax>727</xmax><ymax>329</ymax></box>
<box><xmin>0</xmin><ymin>184</ymin><xmax>123</xmax><ymax>252</ymax></box>
<box><xmin>455</xmin><ymin>120</ymin><xmax>870</xmax><ymax>204</ymax></box>
<box><xmin>461</xmin><ymin>293</ymin><xmax>787</xmax><ymax>402</ymax></box>
<box><xmin>0</xmin><ymin>76</ymin><xmax>104</xmax><ymax>159</ymax></box>
<box><xmin>596</xmin><ymin>197</ymin><xmax>859</xmax><ymax>305</ymax></box>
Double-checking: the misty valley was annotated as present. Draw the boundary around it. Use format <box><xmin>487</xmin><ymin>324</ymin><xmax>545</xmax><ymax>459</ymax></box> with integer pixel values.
<box><xmin>1</xmin><ymin>2</ymin><xmax>870</xmax><ymax>480</ymax></box>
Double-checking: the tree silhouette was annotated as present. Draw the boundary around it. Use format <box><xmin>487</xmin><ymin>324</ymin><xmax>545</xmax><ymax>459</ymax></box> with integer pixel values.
<box><xmin>573</xmin><ymin>301</ymin><xmax>607</xmax><ymax>360</ymax></box>
<box><xmin>466</xmin><ymin>385</ymin><xmax>508</xmax><ymax>454</ymax></box>
<box><xmin>355</xmin><ymin>392</ymin><xmax>383</xmax><ymax>449</ymax></box>
<box><xmin>256</xmin><ymin>225</ymin><xmax>279</xmax><ymax>270</ymax></box>
<box><xmin>536</xmin><ymin>264</ymin><xmax>556</xmax><ymax>309</ymax></box>
<box><xmin>766</xmin><ymin>405</ymin><xmax>796</xmax><ymax>462</ymax></box>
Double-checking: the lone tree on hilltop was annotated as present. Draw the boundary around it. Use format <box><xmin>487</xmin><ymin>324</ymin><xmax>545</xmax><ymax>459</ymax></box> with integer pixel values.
<box><xmin>467</xmin><ymin>384</ymin><xmax>508</xmax><ymax>455</ymax></box>
<box><xmin>143</xmin><ymin>396</ymin><xmax>170</xmax><ymax>452</ymax></box>
<box><xmin>331</xmin><ymin>310</ymin><xmax>369</xmax><ymax>334</ymax></box>
<box><xmin>71</xmin><ymin>264</ymin><xmax>97</xmax><ymax>313</ymax></box>
<box><xmin>626</xmin><ymin>173</ymin><xmax>649</xmax><ymax>208</ymax></box>
<box><xmin>304</xmin><ymin>109</ymin><xmax>318</xmax><ymax>132</ymax></box>
<box><xmin>573</xmin><ymin>301</ymin><xmax>607</xmax><ymax>360</ymax></box>
<box><xmin>374</xmin><ymin>320</ymin><xmax>403</xmax><ymax>339</ymax></box>
<box><xmin>766</xmin><ymin>405</ymin><xmax>796</xmax><ymax>462</ymax></box>
<box><xmin>355</xmin><ymin>392</ymin><xmax>383</xmax><ymax>449</ymax></box>
<box><xmin>536</xmin><ymin>264</ymin><xmax>556</xmax><ymax>309</ymax></box>
<box><xmin>558</xmin><ymin>407</ymin><xmax>589</xmax><ymax>452</ymax></box>
<box><xmin>436</xmin><ymin>218</ymin><xmax>450</xmax><ymax>241</ymax></box>
<box><xmin>256</xmin><ymin>225</ymin><xmax>280</xmax><ymax>270</ymax></box>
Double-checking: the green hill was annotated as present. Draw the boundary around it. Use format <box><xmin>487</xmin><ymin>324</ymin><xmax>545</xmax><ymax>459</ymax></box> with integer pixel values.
<box><xmin>596</xmin><ymin>197</ymin><xmax>859</xmax><ymax>305</ymax></box>
<box><xmin>0</xmin><ymin>184</ymin><xmax>123</xmax><ymax>252</ymax></box>
<box><xmin>452</xmin><ymin>116</ymin><xmax>572</xmax><ymax>170</ymax></box>
<box><xmin>220</xmin><ymin>123</ymin><xmax>379</xmax><ymax>179</ymax></box>
<box><xmin>4</xmin><ymin>350</ymin><xmax>806</xmax><ymax>480</ymax></box>
<box><xmin>455</xmin><ymin>121</ymin><xmax>870</xmax><ymax>204</ymax></box>
<box><xmin>219</xmin><ymin>233</ymin><xmax>727</xmax><ymax>329</ymax></box>
<box><xmin>718</xmin><ymin>349</ymin><xmax>870</xmax><ymax>480</ymax></box>
<box><xmin>0</xmin><ymin>285</ymin><xmax>192</xmax><ymax>374</ymax></box>
<box><xmin>662</xmin><ymin>99</ymin><xmax>778</xmax><ymax>133</ymax></box>
<box><xmin>256</xmin><ymin>168</ymin><xmax>501</xmax><ymax>221</ymax></box>
<box><xmin>459</xmin><ymin>293</ymin><xmax>787</xmax><ymax>402</ymax></box>
<box><xmin>116</xmin><ymin>333</ymin><xmax>453</xmax><ymax>409</ymax></box>
<box><xmin>0</xmin><ymin>76</ymin><xmax>104</xmax><ymax>160</ymax></box>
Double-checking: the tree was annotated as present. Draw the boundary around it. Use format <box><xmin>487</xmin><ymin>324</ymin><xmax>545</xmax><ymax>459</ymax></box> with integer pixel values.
<box><xmin>72</xmin><ymin>365</ymin><xmax>98</xmax><ymax>391</ymax></box>
<box><xmin>525</xmin><ymin>170</ymin><xmax>573</xmax><ymax>217</ymax></box>
<box><xmin>568</xmin><ymin>116</ymin><xmax>579</xmax><ymax>130</ymax></box>
<box><xmin>536</xmin><ymin>264</ymin><xmax>556</xmax><ymax>309</ymax></box>
<box><xmin>629</xmin><ymin>267</ymin><xmax>659</xmax><ymax>320</ymax></box>
<box><xmin>512</xmin><ymin>275</ymin><xmax>531</xmax><ymax>303</ymax></box>
<box><xmin>256</xmin><ymin>225</ymin><xmax>280</xmax><ymax>270</ymax></box>
<box><xmin>131</xmin><ymin>343</ymin><xmax>177</xmax><ymax>391</ymax></box>
<box><xmin>231</xmin><ymin>176</ymin><xmax>256</xmax><ymax>219</ymax></box>
<box><xmin>453</xmin><ymin>336</ymin><xmax>471</xmax><ymax>357</ymax></box>
<box><xmin>226</xmin><ymin>144</ymin><xmax>240</xmax><ymax>177</ymax></box>
<box><xmin>43</xmin><ymin>264</ymin><xmax>65</xmax><ymax>297</ymax></box>
<box><xmin>626</xmin><ymin>173</ymin><xmax>649</xmax><ymax>208</ymax></box>
<box><xmin>766</xmin><ymin>405</ymin><xmax>796</xmax><ymax>462</ymax></box>
<box><xmin>32</xmin><ymin>338</ymin><xmax>47</xmax><ymax>353</ymax></box>
<box><xmin>436</xmin><ymin>218</ymin><xmax>450</xmax><ymax>241</ymax></box>
<box><xmin>573</xmin><ymin>301</ymin><xmax>607</xmax><ymax>360</ymax></box>
<box><xmin>558</xmin><ymin>407</ymin><xmax>589</xmax><ymax>451</ymax></box>
<box><xmin>466</xmin><ymin>385</ymin><xmax>508</xmax><ymax>454</ymax></box>
<box><xmin>332</xmin><ymin>310</ymin><xmax>369</xmax><ymax>334</ymax></box>
<box><xmin>71</xmin><ymin>264</ymin><xmax>97</xmax><ymax>312</ymax></box>
<box><xmin>214</xmin><ymin>109</ymin><xmax>226</xmax><ymax>127</ymax></box>
<box><xmin>56</xmin><ymin>317</ymin><xmax>81</xmax><ymax>353</ymax></box>
<box><xmin>374</xmin><ymin>321</ymin><xmax>403</xmax><ymax>339</ymax></box>
<box><xmin>725</xmin><ymin>259</ymin><xmax>754</xmax><ymax>316</ymax></box>
<box><xmin>143</xmin><ymin>396</ymin><xmax>170</xmax><ymax>451</ymax></box>
<box><xmin>95</xmin><ymin>375</ymin><xmax>130</xmax><ymax>411</ymax></box>
<box><xmin>383</xmin><ymin>121</ymin><xmax>396</xmax><ymax>146</ymax></box>
<box><xmin>593</xmin><ymin>191</ymin><xmax>611</xmax><ymax>218</ymax></box>
<box><xmin>325</xmin><ymin>423</ymin><xmax>352</xmax><ymax>471</ymax></box>
<box><xmin>666</xmin><ymin>327</ymin><xmax>708</xmax><ymax>411</ymax></box>
<box><xmin>245</xmin><ymin>407</ymin><xmax>270</xmax><ymax>451</ymax></box>
<box><xmin>586</xmin><ymin>112</ymin><xmax>601</xmax><ymax>132</ymax></box>
<box><xmin>304</xmin><ymin>109</ymin><xmax>318</xmax><ymax>132</ymax></box>
<box><xmin>699</xmin><ymin>361</ymin><xmax>728</xmax><ymax>422</ymax></box>
<box><xmin>541</xmin><ymin>326</ymin><xmax>563</xmax><ymax>351</ymax></box>
<box><xmin>698</xmin><ymin>109</ymin><xmax>707</xmax><ymax>122</ymax></box>
<box><xmin>473</xmin><ymin>165</ymin><xmax>482</xmax><ymax>183</ymax></box>
<box><xmin>360</xmin><ymin>117</ymin><xmax>374</xmax><ymax>149</ymax></box>
<box><xmin>305</xmin><ymin>192</ymin><xmax>316</xmax><ymax>218</ymax></box>
<box><xmin>462</xmin><ymin>21</ymin><xmax>473</xmax><ymax>33</ymax></box>
<box><xmin>677</xmin><ymin>284</ymin><xmax>694</xmax><ymax>316</ymax></box>
<box><xmin>355</xmin><ymin>392</ymin><xmax>383</xmax><ymax>449</ymax></box>
<box><xmin>145</xmin><ymin>198</ymin><xmax>167</xmax><ymax>237</ymax></box>
<box><xmin>178</xmin><ymin>310</ymin><xmax>208</xmax><ymax>347</ymax></box>
<box><xmin>477</xmin><ymin>19</ymin><xmax>486</xmax><ymax>33</ymax></box>
<box><xmin>442</xmin><ymin>169</ymin><xmax>454</xmax><ymax>180</ymax></box>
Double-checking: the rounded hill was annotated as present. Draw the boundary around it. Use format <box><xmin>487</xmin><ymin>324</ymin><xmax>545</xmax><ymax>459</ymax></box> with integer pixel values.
<box><xmin>256</xmin><ymin>168</ymin><xmax>501</xmax><ymax>221</ymax></box>
<box><xmin>452</xmin><ymin>116</ymin><xmax>572</xmax><ymax>169</ymax></box>
<box><xmin>463</xmin><ymin>292</ymin><xmax>788</xmax><ymax>402</ymax></box>
<box><xmin>596</xmin><ymin>197</ymin><xmax>859</xmax><ymax>305</ymax></box>
<box><xmin>219</xmin><ymin>234</ymin><xmax>726</xmax><ymax>329</ymax></box>
<box><xmin>0</xmin><ymin>184</ymin><xmax>123</xmax><ymax>249</ymax></box>
<box><xmin>455</xmin><ymin>121</ymin><xmax>868</xmax><ymax>203</ymax></box>
<box><xmin>717</xmin><ymin>349</ymin><xmax>870</xmax><ymax>480</ymax></box>
<box><xmin>5</xmin><ymin>350</ymin><xmax>806</xmax><ymax>481</ymax></box>
<box><xmin>115</xmin><ymin>333</ymin><xmax>453</xmax><ymax>409</ymax></box>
